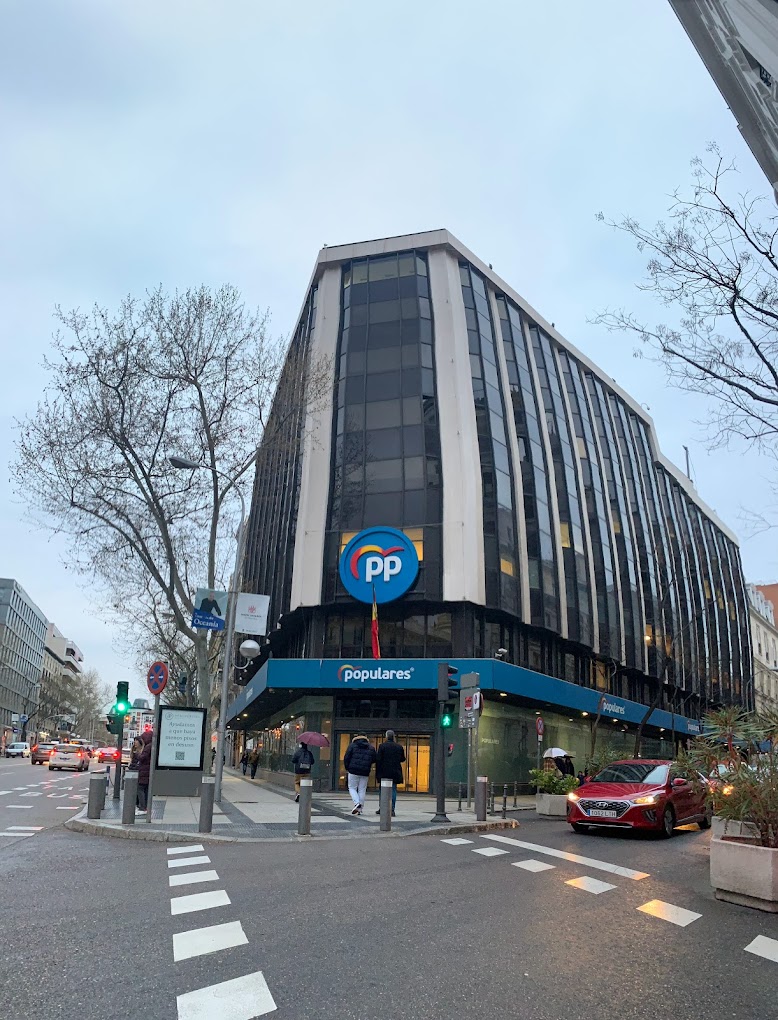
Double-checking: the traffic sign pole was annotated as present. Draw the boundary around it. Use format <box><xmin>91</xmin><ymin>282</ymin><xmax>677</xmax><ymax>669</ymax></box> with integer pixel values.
<box><xmin>145</xmin><ymin>694</ymin><xmax>160</xmax><ymax>825</ymax></box>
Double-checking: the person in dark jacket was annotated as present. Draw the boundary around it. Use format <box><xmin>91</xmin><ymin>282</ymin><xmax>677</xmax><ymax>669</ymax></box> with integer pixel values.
<box><xmin>240</xmin><ymin>750</ymin><xmax>249</xmax><ymax>776</ymax></box>
<box><xmin>137</xmin><ymin>730</ymin><xmax>154</xmax><ymax>811</ymax></box>
<box><xmin>248</xmin><ymin>747</ymin><xmax>259</xmax><ymax>779</ymax></box>
<box><xmin>375</xmin><ymin>730</ymin><xmax>405</xmax><ymax>816</ymax></box>
<box><xmin>128</xmin><ymin>736</ymin><xmax>144</xmax><ymax>810</ymax></box>
<box><xmin>292</xmin><ymin>741</ymin><xmax>315</xmax><ymax>802</ymax></box>
<box><xmin>343</xmin><ymin>734</ymin><xmax>376</xmax><ymax>816</ymax></box>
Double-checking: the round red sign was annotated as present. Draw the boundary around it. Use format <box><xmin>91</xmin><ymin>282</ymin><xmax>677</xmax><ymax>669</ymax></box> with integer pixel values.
<box><xmin>147</xmin><ymin>660</ymin><xmax>169</xmax><ymax>696</ymax></box>
<box><xmin>536</xmin><ymin>716</ymin><xmax>545</xmax><ymax>736</ymax></box>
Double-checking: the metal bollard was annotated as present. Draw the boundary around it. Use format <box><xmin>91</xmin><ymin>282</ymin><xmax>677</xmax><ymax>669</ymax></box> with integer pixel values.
<box><xmin>122</xmin><ymin>771</ymin><xmax>138</xmax><ymax>825</ymax></box>
<box><xmin>113</xmin><ymin>761</ymin><xmax>121</xmax><ymax>801</ymax></box>
<box><xmin>489</xmin><ymin>782</ymin><xmax>495</xmax><ymax>815</ymax></box>
<box><xmin>513</xmin><ymin>781</ymin><xmax>518</xmax><ymax>808</ymax></box>
<box><xmin>199</xmin><ymin>776</ymin><xmax>215</xmax><ymax>833</ymax></box>
<box><xmin>100</xmin><ymin>766</ymin><xmax>109</xmax><ymax>810</ymax></box>
<box><xmin>457</xmin><ymin>782</ymin><xmax>463</xmax><ymax>812</ymax></box>
<box><xmin>87</xmin><ymin>772</ymin><xmax>104</xmax><ymax>819</ymax></box>
<box><xmin>502</xmin><ymin>784</ymin><xmax>508</xmax><ymax>819</ymax></box>
<box><xmin>297</xmin><ymin>778</ymin><xmax>313</xmax><ymax>835</ymax></box>
<box><xmin>379</xmin><ymin>779</ymin><xmax>392</xmax><ymax>832</ymax></box>
<box><xmin>475</xmin><ymin>776</ymin><xmax>488</xmax><ymax>822</ymax></box>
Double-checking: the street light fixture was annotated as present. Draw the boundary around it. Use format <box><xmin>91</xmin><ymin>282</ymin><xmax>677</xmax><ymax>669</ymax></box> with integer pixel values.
<box><xmin>169</xmin><ymin>451</ymin><xmax>248</xmax><ymax>803</ymax></box>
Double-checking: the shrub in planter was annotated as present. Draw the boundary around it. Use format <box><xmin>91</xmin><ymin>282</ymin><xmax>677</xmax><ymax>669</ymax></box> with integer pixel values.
<box><xmin>528</xmin><ymin>769</ymin><xmax>580</xmax><ymax>796</ymax></box>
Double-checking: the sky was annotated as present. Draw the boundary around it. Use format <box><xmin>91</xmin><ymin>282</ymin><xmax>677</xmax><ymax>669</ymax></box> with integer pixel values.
<box><xmin>1</xmin><ymin>0</ymin><xmax>776</xmax><ymax>701</ymax></box>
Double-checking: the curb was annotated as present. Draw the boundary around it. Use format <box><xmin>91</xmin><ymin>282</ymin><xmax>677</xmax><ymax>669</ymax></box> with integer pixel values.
<box><xmin>65</xmin><ymin>807</ymin><xmax>519</xmax><ymax>844</ymax></box>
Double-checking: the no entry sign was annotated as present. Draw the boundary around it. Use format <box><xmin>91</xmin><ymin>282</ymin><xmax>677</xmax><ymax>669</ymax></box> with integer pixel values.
<box><xmin>147</xmin><ymin>661</ymin><xmax>169</xmax><ymax>696</ymax></box>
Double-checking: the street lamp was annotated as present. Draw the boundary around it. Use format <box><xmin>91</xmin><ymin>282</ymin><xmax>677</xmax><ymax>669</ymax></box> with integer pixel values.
<box><xmin>169</xmin><ymin>453</ymin><xmax>248</xmax><ymax>802</ymax></box>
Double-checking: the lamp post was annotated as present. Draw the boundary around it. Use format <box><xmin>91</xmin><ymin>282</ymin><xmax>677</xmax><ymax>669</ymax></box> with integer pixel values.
<box><xmin>169</xmin><ymin>454</ymin><xmax>247</xmax><ymax>803</ymax></box>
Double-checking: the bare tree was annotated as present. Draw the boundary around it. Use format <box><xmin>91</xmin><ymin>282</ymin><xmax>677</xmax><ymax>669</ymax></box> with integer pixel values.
<box><xmin>13</xmin><ymin>286</ymin><xmax>326</xmax><ymax>729</ymax></box>
<box><xmin>594</xmin><ymin>145</ymin><xmax>778</xmax><ymax>456</ymax></box>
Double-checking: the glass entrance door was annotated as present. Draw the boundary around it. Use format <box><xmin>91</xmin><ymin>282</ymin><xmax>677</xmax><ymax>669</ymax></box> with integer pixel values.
<box><xmin>336</xmin><ymin>733</ymin><xmax>430</xmax><ymax>793</ymax></box>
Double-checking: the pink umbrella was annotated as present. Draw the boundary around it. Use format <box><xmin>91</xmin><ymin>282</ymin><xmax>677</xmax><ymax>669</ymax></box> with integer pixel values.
<box><xmin>297</xmin><ymin>731</ymin><xmax>330</xmax><ymax>748</ymax></box>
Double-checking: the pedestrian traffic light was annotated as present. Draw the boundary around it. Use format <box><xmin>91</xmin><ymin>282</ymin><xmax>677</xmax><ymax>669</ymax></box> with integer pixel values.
<box><xmin>115</xmin><ymin>681</ymin><xmax>130</xmax><ymax>715</ymax></box>
<box><xmin>441</xmin><ymin>705</ymin><xmax>454</xmax><ymax>728</ymax></box>
<box><xmin>437</xmin><ymin>663</ymin><xmax>459</xmax><ymax>702</ymax></box>
<box><xmin>105</xmin><ymin>712</ymin><xmax>121</xmax><ymax>735</ymax></box>
<box><xmin>447</xmin><ymin>743</ymin><xmax>455</xmax><ymax>757</ymax></box>
<box><xmin>177</xmin><ymin>674</ymin><xmax>188</xmax><ymax>693</ymax></box>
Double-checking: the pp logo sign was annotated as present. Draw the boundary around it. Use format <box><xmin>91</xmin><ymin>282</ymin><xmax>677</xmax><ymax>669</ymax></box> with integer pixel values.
<box><xmin>338</xmin><ymin>527</ymin><xmax>420</xmax><ymax>604</ymax></box>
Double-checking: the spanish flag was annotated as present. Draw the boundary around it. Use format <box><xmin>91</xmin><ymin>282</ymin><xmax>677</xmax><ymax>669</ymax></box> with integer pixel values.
<box><xmin>371</xmin><ymin>585</ymin><xmax>381</xmax><ymax>659</ymax></box>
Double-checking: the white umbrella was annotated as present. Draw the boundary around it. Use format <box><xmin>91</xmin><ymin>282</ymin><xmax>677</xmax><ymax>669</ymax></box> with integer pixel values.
<box><xmin>543</xmin><ymin>747</ymin><xmax>573</xmax><ymax>758</ymax></box>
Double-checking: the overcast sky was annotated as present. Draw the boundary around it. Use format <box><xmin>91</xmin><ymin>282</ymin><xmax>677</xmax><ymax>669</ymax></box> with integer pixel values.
<box><xmin>2</xmin><ymin>1</ymin><xmax>776</xmax><ymax>701</ymax></box>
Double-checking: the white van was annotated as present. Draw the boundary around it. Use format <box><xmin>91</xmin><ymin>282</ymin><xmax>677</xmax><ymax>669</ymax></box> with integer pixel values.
<box><xmin>5</xmin><ymin>741</ymin><xmax>31</xmax><ymax>759</ymax></box>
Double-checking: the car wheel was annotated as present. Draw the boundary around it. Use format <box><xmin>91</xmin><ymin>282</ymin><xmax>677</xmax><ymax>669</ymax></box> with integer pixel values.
<box><xmin>699</xmin><ymin>804</ymin><xmax>713</xmax><ymax>829</ymax></box>
<box><xmin>659</xmin><ymin>805</ymin><xmax>676</xmax><ymax>838</ymax></box>
<box><xmin>571</xmin><ymin>823</ymin><xmax>590</xmax><ymax>834</ymax></box>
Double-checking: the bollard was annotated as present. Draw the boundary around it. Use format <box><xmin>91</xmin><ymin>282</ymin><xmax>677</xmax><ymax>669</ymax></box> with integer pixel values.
<box><xmin>99</xmin><ymin>767</ymin><xmax>109</xmax><ymax>811</ymax></box>
<box><xmin>379</xmin><ymin>779</ymin><xmax>392</xmax><ymax>833</ymax></box>
<box><xmin>502</xmin><ymin>784</ymin><xmax>508</xmax><ymax>819</ymax></box>
<box><xmin>457</xmin><ymin>782</ymin><xmax>463</xmax><ymax>812</ymax></box>
<box><xmin>113</xmin><ymin>760</ymin><xmax>121</xmax><ymax>801</ymax></box>
<box><xmin>122</xmin><ymin>771</ymin><xmax>139</xmax><ymax>825</ymax></box>
<box><xmin>513</xmin><ymin>781</ymin><xmax>518</xmax><ymax>808</ymax></box>
<box><xmin>87</xmin><ymin>772</ymin><xmax>104</xmax><ymax>819</ymax></box>
<box><xmin>199</xmin><ymin>776</ymin><xmax>215</xmax><ymax>833</ymax></box>
<box><xmin>297</xmin><ymin>778</ymin><xmax>313</xmax><ymax>835</ymax></box>
<box><xmin>489</xmin><ymin>782</ymin><xmax>495</xmax><ymax>815</ymax></box>
<box><xmin>475</xmin><ymin>776</ymin><xmax>488</xmax><ymax>822</ymax></box>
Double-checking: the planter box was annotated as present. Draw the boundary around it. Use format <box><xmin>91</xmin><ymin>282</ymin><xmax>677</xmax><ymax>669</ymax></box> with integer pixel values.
<box><xmin>535</xmin><ymin>793</ymin><xmax>569</xmax><ymax>817</ymax></box>
<box><xmin>711</xmin><ymin>816</ymin><xmax>759</xmax><ymax>840</ymax></box>
<box><xmin>710</xmin><ymin>835</ymin><xmax>778</xmax><ymax>912</ymax></box>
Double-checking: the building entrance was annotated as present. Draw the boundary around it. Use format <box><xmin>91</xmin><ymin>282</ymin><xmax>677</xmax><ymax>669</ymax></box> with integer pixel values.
<box><xmin>336</xmin><ymin>732</ymin><xmax>431</xmax><ymax>794</ymax></box>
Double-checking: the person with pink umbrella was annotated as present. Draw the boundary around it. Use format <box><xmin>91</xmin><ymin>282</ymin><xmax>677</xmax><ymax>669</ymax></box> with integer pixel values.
<box><xmin>293</xmin><ymin>731</ymin><xmax>330</xmax><ymax>802</ymax></box>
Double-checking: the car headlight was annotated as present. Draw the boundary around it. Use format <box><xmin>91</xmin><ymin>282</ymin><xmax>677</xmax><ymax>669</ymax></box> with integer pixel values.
<box><xmin>567</xmin><ymin>792</ymin><xmax>579</xmax><ymax>802</ymax></box>
<box><xmin>633</xmin><ymin>794</ymin><xmax>659</xmax><ymax>806</ymax></box>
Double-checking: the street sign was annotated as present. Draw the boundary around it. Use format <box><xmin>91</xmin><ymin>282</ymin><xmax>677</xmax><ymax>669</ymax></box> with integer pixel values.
<box><xmin>19</xmin><ymin>714</ymin><xmax>28</xmax><ymax>724</ymax></box>
<box><xmin>459</xmin><ymin>687</ymin><xmax>479</xmax><ymax>729</ymax></box>
<box><xmin>536</xmin><ymin>716</ymin><xmax>545</xmax><ymax>737</ymax></box>
<box><xmin>147</xmin><ymin>661</ymin><xmax>169</xmax><ymax>696</ymax></box>
<box><xmin>460</xmin><ymin>672</ymin><xmax>480</xmax><ymax>689</ymax></box>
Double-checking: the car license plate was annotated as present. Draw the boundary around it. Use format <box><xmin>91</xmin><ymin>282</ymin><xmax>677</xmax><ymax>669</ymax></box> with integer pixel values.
<box><xmin>590</xmin><ymin>809</ymin><xmax>617</xmax><ymax>817</ymax></box>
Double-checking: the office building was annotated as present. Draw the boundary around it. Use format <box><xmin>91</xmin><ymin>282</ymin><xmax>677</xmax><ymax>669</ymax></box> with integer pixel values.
<box><xmin>228</xmin><ymin>230</ymin><xmax>752</xmax><ymax>792</ymax></box>
<box><xmin>0</xmin><ymin>579</ymin><xmax>47</xmax><ymax>750</ymax></box>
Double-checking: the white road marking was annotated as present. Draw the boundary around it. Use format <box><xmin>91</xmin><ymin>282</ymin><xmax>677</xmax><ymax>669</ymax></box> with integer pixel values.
<box><xmin>744</xmin><ymin>935</ymin><xmax>778</xmax><ymax>963</ymax></box>
<box><xmin>172</xmin><ymin>920</ymin><xmax>247</xmax><ymax>962</ymax></box>
<box><xmin>56</xmin><ymin>806</ymin><xmax>78</xmax><ymax>810</ymax></box>
<box><xmin>170</xmin><ymin>890</ymin><xmax>231</xmax><ymax>915</ymax></box>
<box><xmin>471</xmin><ymin>847</ymin><xmax>509</xmax><ymax>857</ymax></box>
<box><xmin>441</xmin><ymin>837</ymin><xmax>473</xmax><ymax>845</ymax></box>
<box><xmin>480</xmin><ymin>834</ymin><xmax>650</xmax><ymax>880</ymax></box>
<box><xmin>168</xmin><ymin>855</ymin><xmax>211</xmax><ymax>869</ymax></box>
<box><xmin>18</xmin><ymin>792</ymin><xmax>42</xmax><ymax>797</ymax></box>
<box><xmin>169</xmin><ymin>870</ymin><xmax>219</xmax><ymax>888</ymax></box>
<box><xmin>167</xmin><ymin>844</ymin><xmax>205</xmax><ymax>855</ymax></box>
<box><xmin>176</xmin><ymin>970</ymin><xmax>276</xmax><ymax>1020</ymax></box>
<box><xmin>566</xmin><ymin>876</ymin><xmax>617</xmax><ymax>895</ymax></box>
<box><xmin>6</xmin><ymin>805</ymin><xmax>33</xmax><ymax>809</ymax></box>
<box><xmin>0</xmin><ymin>791</ymin><xmax>11</xmax><ymax>796</ymax></box>
<box><xmin>637</xmin><ymin>900</ymin><xmax>701</xmax><ymax>927</ymax></box>
<box><xmin>7</xmin><ymin>826</ymin><xmax>43</xmax><ymax>831</ymax></box>
<box><xmin>512</xmin><ymin>859</ymin><xmax>555</xmax><ymax>873</ymax></box>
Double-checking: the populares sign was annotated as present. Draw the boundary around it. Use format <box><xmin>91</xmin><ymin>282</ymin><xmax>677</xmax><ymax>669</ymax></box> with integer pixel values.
<box><xmin>338</xmin><ymin>526</ymin><xmax>419</xmax><ymax>604</ymax></box>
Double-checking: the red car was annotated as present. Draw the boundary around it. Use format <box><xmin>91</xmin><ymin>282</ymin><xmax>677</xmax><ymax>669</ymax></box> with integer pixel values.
<box><xmin>567</xmin><ymin>759</ymin><xmax>711</xmax><ymax>838</ymax></box>
<box><xmin>96</xmin><ymin>747</ymin><xmax>121</xmax><ymax>764</ymax></box>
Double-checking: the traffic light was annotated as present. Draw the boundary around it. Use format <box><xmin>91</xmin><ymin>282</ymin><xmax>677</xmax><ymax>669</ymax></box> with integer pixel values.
<box><xmin>105</xmin><ymin>712</ymin><xmax>121</xmax><ymax>735</ymax></box>
<box><xmin>437</xmin><ymin>663</ymin><xmax>458</xmax><ymax>702</ymax></box>
<box><xmin>447</xmin><ymin>743</ymin><xmax>455</xmax><ymax>757</ymax></box>
<box><xmin>115</xmin><ymin>681</ymin><xmax>130</xmax><ymax>715</ymax></box>
<box><xmin>441</xmin><ymin>705</ymin><xmax>454</xmax><ymax>728</ymax></box>
<box><xmin>177</xmin><ymin>674</ymin><xmax>188</xmax><ymax>693</ymax></box>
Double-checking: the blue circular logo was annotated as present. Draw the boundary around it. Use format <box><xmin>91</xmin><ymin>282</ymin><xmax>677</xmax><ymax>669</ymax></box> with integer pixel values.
<box><xmin>338</xmin><ymin>527</ymin><xmax>420</xmax><ymax>604</ymax></box>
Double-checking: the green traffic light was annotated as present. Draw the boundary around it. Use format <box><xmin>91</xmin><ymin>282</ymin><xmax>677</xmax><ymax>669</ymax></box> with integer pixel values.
<box><xmin>116</xmin><ymin>702</ymin><xmax>128</xmax><ymax>714</ymax></box>
<box><xmin>441</xmin><ymin>713</ymin><xmax>452</xmax><ymax>728</ymax></box>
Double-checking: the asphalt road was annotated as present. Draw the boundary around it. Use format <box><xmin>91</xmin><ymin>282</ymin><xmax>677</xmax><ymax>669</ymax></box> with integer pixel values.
<box><xmin>2</xmin><ymin>783</ymin><xmax>777</xmax><ymax>1020</ymax></box>
<box><xmin>0</xmin><ymin>755</ymin><xmax>98</xmax><ymax>837</ymax></box>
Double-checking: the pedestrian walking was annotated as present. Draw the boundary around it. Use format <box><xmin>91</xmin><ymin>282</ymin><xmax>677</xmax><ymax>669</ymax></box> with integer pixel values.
<box><xmin>249</xmin><ymin>747</ymin><xmax>260</xmax><ymax>779</ymax></box>
<box><xmin>375</xmin><ymin>730</ymin><xmax>405</xmax><ymax>816</ymax></box>
<box><xmin>137</xmin><ymin>730</ymin><xmax>153</xmax><ymax>813</ymax></box>
<box><xmin>240</xmin><ymin>749</ymin><xmax>249</xmax><ymax>776</ymax></box>
<box><xmin>292</xmin><ymin>741</ymin><xmax>315</xmax><ymax>802</ymax></box>
<box><xmin>343</xmin><ymin>734</ymin><xmax>376</xmax><ymax>815</ymax></box>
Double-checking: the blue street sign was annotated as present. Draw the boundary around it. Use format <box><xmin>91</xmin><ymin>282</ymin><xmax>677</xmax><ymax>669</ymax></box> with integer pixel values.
<box><xmin>191</xmin><ymin>587</ymin><xmax>228</xmax><ymax>631</ymax></box>
<box><xmin>19</xmin><ymin>714</ymin><xmax>29</xmax><ymax>724</ymax></box>
<box><xmin>338</xmin><ymin>527</ymin><xmax>419</xmax><ymax>604</ymax></box>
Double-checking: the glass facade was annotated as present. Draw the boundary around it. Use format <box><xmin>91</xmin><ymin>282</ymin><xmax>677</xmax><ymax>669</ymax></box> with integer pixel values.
<box><xmin>243</xmin><ymin>236</ymin><xmax>752</xmax><ymax>719</ymax></box>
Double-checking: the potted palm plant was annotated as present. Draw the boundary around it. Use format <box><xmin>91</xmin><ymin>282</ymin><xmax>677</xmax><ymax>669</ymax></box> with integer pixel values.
<box><xmin>679</xmin><ymin>708</ymin><xmax>778</xmax><ymax>913</ymax></box>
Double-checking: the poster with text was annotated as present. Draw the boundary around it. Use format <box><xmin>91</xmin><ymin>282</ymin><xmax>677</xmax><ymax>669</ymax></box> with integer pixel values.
<box><xmin>156</xmin><ymin>707</ymin><xmax>206</xmax><ymax>770</ymax></box>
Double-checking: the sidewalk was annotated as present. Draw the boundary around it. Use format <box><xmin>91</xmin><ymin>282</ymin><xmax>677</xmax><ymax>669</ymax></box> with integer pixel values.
<box><xmin>66</xmin><ymin>767</ymin><xmax>524</xmax><ymax>843</ymax></box>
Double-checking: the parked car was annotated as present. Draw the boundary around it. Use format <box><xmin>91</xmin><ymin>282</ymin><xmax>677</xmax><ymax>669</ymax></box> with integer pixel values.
<box><xmin>31</xmin><ymin>742</ymin><xmax>58</xmax><ymax>765</ymax></box>
<box><xmin>567</xmin><ymin>759</ymin><xmax>711</xmax><ymax>838</ymax></box>
<box><xmin>5</xmin><ymin>741</ymin><xmax>31</xmax><ymax>759</ymax></box>
<box><xmin>95</xmin><ymin>746</ymin><xmax>121</xmax><ymax>765</ymax></box>
<box><xmin>49</xmin><ymin>744</ymin><xmax>90</xmax><ymax>772</ymax></box>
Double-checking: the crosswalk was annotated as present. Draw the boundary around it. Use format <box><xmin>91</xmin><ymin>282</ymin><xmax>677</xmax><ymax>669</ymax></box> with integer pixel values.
<box><xmin>441</xmin><ymin>834</ymin><xmax>778</xmax><ymax>962</ymax></box>
<box><xmin>160</xmin><ymin>843</ymin><xmax>277</xmax><ymax>1017</ymax></box>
